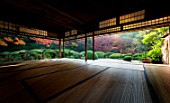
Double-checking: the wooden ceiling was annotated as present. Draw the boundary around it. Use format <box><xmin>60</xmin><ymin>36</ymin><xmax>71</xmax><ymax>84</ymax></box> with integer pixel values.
<box><xmin>0</xmin><ymin>0</ymin><xmax>169</xmax><ymax>38</ymax></box>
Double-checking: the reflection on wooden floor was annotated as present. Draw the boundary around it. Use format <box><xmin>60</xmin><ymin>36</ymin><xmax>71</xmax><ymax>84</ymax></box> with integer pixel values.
<box><xmin>144</xmin><ymin>64</ymin><xmax>170</xmax><ymax>103</ymax></box>
<box><xmin>0</xmin><ymin>59</ymin><xmax>152</xmax><ymax>103</ymax></box>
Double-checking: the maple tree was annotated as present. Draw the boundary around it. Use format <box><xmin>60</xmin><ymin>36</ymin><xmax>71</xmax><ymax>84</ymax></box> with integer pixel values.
<box><xmin>30</xmin><ymin>37</ymin><xmax>59</xmax><ymax>46</ymax></box>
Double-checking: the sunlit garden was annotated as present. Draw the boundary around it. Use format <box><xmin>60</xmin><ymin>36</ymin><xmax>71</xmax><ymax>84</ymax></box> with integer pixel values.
<box><xmin>0</xmin><ymin>26</ymin><xmax>169</xmax><ymax>64</ymax></box>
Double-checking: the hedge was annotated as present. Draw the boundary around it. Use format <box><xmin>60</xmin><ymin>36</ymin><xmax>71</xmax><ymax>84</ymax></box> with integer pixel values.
<box><xmin>123</xmin><ymin>56</ymin><xmax>132</xmax><ymax>61</ymax></box>
<box><xmin>109</xmin><ymin>53</ymin><xmax>122</xmax><ymax>59</ymax></box>
<box><xmin>95</xmin><ymin>51</ymin><xmax>105</xmax><ymax>58</ymax></box>
<box><xmin>80</xmin><ymin>50</ymin><xmax>98</xmax><ymax>60</ymax></box>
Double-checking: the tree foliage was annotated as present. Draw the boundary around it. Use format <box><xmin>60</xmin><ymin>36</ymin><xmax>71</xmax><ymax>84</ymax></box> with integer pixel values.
<box><xmin>142</xmin><ymin>27</ymin><xmax>169</xmax><ymax>63</ymax></box>
<box><xmin>0</xmin><ymin>26</ymin><xmax>169</xmax><ymax>63</ymax></box>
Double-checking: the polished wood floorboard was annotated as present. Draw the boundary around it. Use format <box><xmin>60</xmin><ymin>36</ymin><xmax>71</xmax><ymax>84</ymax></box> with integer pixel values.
<box><xmin>0</xmin><ymin>59</ymin><xmax>152</xmax><ymax>103</ymax></box>
<box><xmin>49</xmin><ymin>67</ymin><xmax>151</xmax><ymax>103</ymax></box>
<box><xmin>144</xmin><ymin>64</ymin><xmax>170</xmax><ymax>103</ymax></box>
<box><xmin>0</xmin><ymin>82</ymin><xmax>36</xmax><ymax>103</ymax></box>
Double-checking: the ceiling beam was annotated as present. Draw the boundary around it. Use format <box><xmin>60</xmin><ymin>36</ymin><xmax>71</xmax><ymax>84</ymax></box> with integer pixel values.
<box><xmin>36</xmin><ymin>0</ymin><xmax>84</xmax><ymax>25</ymax></box>
<box><xmin>4</xmin><ymin>0</ymin><xmax>78</xmax><ymax>31</ymax></box>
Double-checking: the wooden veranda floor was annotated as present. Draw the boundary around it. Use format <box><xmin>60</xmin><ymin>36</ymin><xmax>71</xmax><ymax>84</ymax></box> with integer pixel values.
<box><xmin>0</xmin><ymin>59</ymin><xmax>152</xmax><ymax>103</ymax></box>
<box><xmin>144</xmin><ymin>64</ymin><xmax>170</xmax><ymax>103</ymax></box>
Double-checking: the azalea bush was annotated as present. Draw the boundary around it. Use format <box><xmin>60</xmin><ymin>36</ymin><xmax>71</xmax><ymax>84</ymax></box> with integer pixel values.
<box><xmin>123</xmin><ymin>56</ymin><xmax>132</xmax><ymax>61</ymax></box>
<box><xmin>109</xmin><ymin>53</ymin><xmax>122</xmax><ymax>59</ymax></box>
<box><xmin>80</xmin><ymin>50</ymin><xmax>98</xmax><ymax>60</ymax></box>
<box><xmin>104</xmin><ymin>52</ymin><xmax>113</xmax><ymax>58</ymax></box>
<box><xmin>122</xmin><ymin>53</ymin><xmax>133</xmax><ymax>58</ymax></box>
<box><xmin>44</xmin><ymin>49</ymin><xmax>57</xmax><ymax>59</ymax></box>
<box><xmin>95</xmin><ymin>51</ymin><xmax>105</xmax><ymax>58</ymax></box>
<box><xmin>133</xmin><ymin>53</ymin><xmax>143</xmax><ymax>60</ymax></box>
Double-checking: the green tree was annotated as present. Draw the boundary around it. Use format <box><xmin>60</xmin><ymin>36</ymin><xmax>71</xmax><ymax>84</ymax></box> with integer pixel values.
<box><xmin>49</xmin><ymin>42</ymin><xmax>58</xmax><ymax>49</ymax></box>
<box><xmin>142</xmin><ymin>27</ymin><xmax>169</xmax><ymax>63</ymax></box>
<box><xmin>133</xmin><ymin>31</ymin><xmax>151</xmax><ymax>53</ymax></box>
<box><xmin>70</xmin><ymin>42</ymin><xmax>78</xmax><ymax>50</ymax></box>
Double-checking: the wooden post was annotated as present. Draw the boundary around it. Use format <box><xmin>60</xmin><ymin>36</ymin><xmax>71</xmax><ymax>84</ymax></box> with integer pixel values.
<box><xmin>7</xmin><ymin>21</ymin><xmax>10</xmax><ymax>61</ymax></box>
<box><xmin>58</xmin><ymin>39</ymin><xmax>61</xmax><ymax>58</ymax></box>
<box><xmin>63</xmin><ymin>38</ymin><xmax>65</xmax><ymax>58</ymax></box>
<box><xmin>42</xmin><ymin>50</ymin><xmax>44</xmax><ymax>59</ymax></box>
<box><xmin>85</xmin><ymin>34</ymin><xmax>88</xmax><ymax>62</ymax></box>
<box><xmin>92</xmin><ymin>33</ymin><xmax>95</xmax><ymax>60</ymax></box>
<box><xmin>168</xmin><ymin>25</ymin><xmax>170</xmax><ymax>64</ymax></box>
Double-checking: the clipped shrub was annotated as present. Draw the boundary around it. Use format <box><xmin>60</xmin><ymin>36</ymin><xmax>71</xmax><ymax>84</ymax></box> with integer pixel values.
<box><xmin>10</xmin><ymin>51</ymin><xmax>20</xmax><ymax>61</ymax></box>
<box><xmin>133</xmin><ymin>53</ymin><xmax>143</xmax><ymax>60</ymax></box>
<box><xmin>44</xmin><ymin>49</ymin><xmax>56</xmax><ymax>59</ymax></box>
<box><xmin>29</xmin><ymin>49</ymin><xmax>43</xmax><ymax>54</ymax></box>
<box><xmin>55</xmin><ymin>49</ymin><xmax>59</xmax><ymax>53</ymax></box>
<box><xmin>80</xmin><ymin>50</ymin><xmax>98</xmax><ymax>60</ymax></box>
<box><xmin>35</xmin><ymin>54</ymin><xmax>42</xmax><ymax>60</ymax></box>
<box><xmin>62</xmin><ymin>49</ymin><xmax>82</xmax><ymax>59</ymax></box>
<box><xmin>0</xmin><ymin>52</ymin><xmax>10</xmax><ymax>55</ymax></box>
<box><xmin>67</xmin><ymin>50</ymin><xmax>81</xmax><ymax>59</ymax></box>
<box><xmin>13</xmin><ymin>56</ymin><xmax>23</xmax><ymax>61</ymax></box>
<box><xmin>70</xmin><ymin>55</ymin><xmax>75</xmax><ymax>59</ymax></box>
<box><xmin>28</xmin><ymin>49</ymin><xmax>43</xmax><ymax>60</ymax></box>
<box><xmin>69</xmin><ymin>50</ymin><xmax>79</xmax><ymax>55</ymax></box>
<box><xmin>95</xmin><ymin>51</ymin><xmax>105</xmax><ymax>58</ymax></box>
<box><xmin>123</xmin><ymin>56</ymin><xmax>132</xmax><ymax>61</ymax></box>
<box><xmin>133</xmin><ymin>53</ymin><xmax>142</xmax><ymax>57</ymax></box>
<box><xmin>109</xmin><ymin>53</ymin><xmax>122</xmax><ymax>59</ymax></box>
<box><xmin>132</xmin><ymin>53</ymin><xmax>143</xmax><ymax>60</ymax></box>
<box><xmin>63</xmin><ymin>49</ymin><xmax>71</xmax><ymax>57</ymax></box>
<box><xmin>45</xmin><ymin>49</ymin><xmax>56</xmax><ymax>53</ymax></box>
<box><xmin>0</xmin><ymin>57</ymin><xmax>5</xmax><ymax>62</ymax></box>
<box><xmin>73</xmin><ymin>53</ymin><xmax>82</xmax><ymax>59</ymax></box>
<box><xmin>44</xmin><ymin>54</ymin><xmax>51</xmax><ymax>59</ymax></box>
<box><xmin>54</xmin><ymin>49</ymin><xmax>59</xmax><ymax>58</ymax></box>
<box><xmin>28</xmin><ymin>56</ymin><xmax>35</xmax><ymax>60</ymax></box>
<box><xmin>104</xmin><ymin>52</ymin><xmax>113</xmax><ymax>58</ymax></box>
<box><xmin>122</xmin><ymin>53</ymin><xmax>133</xmax><ymax>58</ymax></box>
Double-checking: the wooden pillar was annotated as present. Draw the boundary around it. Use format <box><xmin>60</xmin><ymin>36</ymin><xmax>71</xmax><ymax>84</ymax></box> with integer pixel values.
<box><xmin>92</xmin><ymin>33</ymin><xmax>95</xmax><ymax>60</ymax></box>
<box><xmin>58</xmin><ymin>39</ymin><xmax>61</xmax><ymax>58</ymax></box>
<box><xmin>63</xmin><ymin>38</ymin><xmax>65</xmax><ymax>58</ymax></box>
<box><xmin>168</xmin><ymin>25</ymin><xmax>170</xmax><ymax>64</ymax></box>
<box><xmin>7</xmin><ymin>21</ymin><xmax>9</xmax><ymax>61</ymax></box>
<box><xmin>85</xmin><ymin>34</ymin><xmax>88</xmax><ymax>62</ymax></box>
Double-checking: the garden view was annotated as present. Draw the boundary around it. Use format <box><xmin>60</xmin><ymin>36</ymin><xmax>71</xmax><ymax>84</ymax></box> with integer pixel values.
<box><xmin>0</xmin><ymin>26</ymin><xmax>169</xmax><ymax>64</ymax></box>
